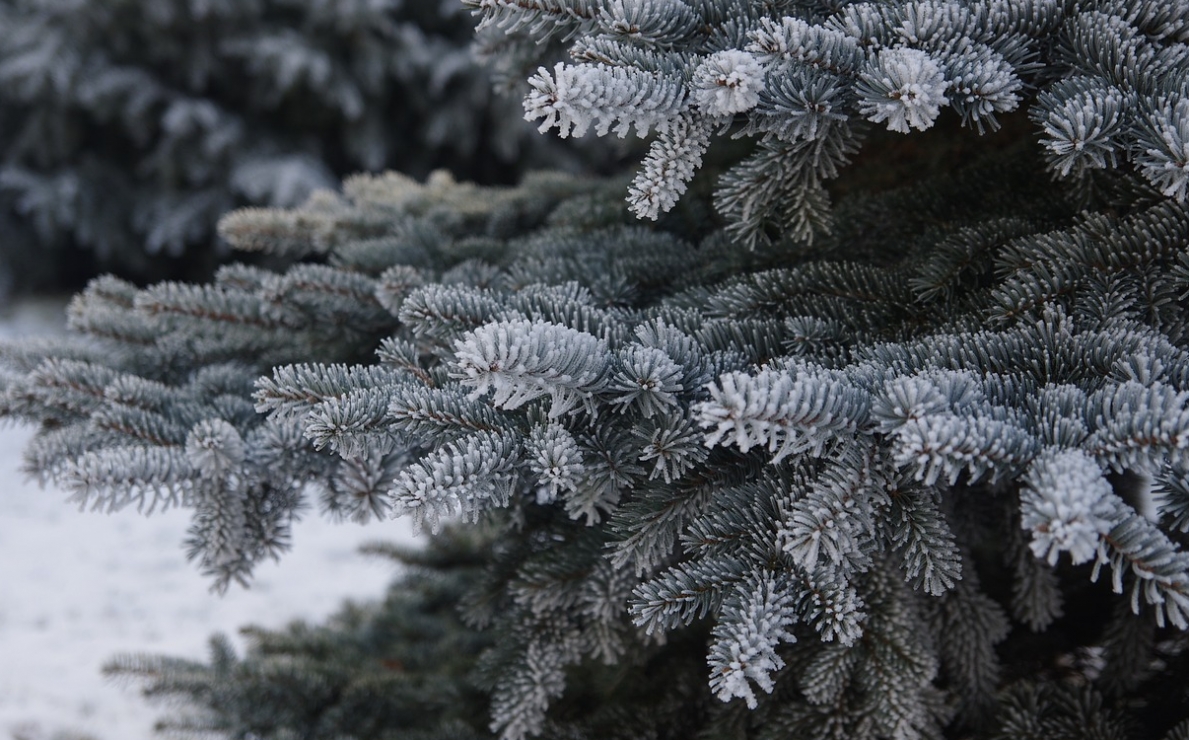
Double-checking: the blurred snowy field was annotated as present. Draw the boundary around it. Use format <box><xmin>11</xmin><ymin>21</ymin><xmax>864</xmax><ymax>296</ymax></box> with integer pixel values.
<box><xmin>0</xmin><ymin>297</ymin><xmax>416</xmax><ymax>740</ymax></box>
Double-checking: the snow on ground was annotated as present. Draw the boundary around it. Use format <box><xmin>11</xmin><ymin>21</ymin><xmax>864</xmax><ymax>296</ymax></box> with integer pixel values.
<box><xmin>0</xmin><ymin>297</ymin><xmax>417</xmax><ymax>740</ymax></box>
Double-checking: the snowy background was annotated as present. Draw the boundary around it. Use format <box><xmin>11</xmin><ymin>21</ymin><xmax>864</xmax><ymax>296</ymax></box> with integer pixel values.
<box><xmin>0</xmin><ymin>297</ymin><xmax>417</xmax><ymax>740</ymax></box>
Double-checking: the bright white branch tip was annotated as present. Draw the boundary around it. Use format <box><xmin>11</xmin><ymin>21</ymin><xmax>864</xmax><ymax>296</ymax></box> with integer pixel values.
<box><xmin>708</xmin><ymin>572</ymin><xmax>797</xmax><ymax>708</ymax></box>
<box><xmin>527</xmin><ymin>423</ymin><xmax>585</xmax><ymax>503</ymax></box>
<box><xmin>452</xmin><ymin>319</ymin><xmax>611</xmax><ymax>418</ymax></box>
<box><xmin>691</xmin><ymin>50</ymin><xmax>766</xmax><ymax>117</ymax></box>
<box><xmin>1021</xmin><ymin>449</ymin><xmax>1116</xmax><ymax>566</ymax></box>
<box><xmin>857</xmin><ymin>47</ymin><xmax>949</xmax><ymax>133</ymax></box>
<box><xmin>1137</xmin><ymin>97</ymin><xmax>1189</xmax><ymax>202</ymax></box>
<box><xmin>524</xmin><ymin>61</ymin><xmax>685</xmax><ymax>139</ymax></box>
<box><xmin>185</xmin><ymin>419</ymin><xmax>246</xmax><ymax>477</ymax></box>
<box><xmin>627</xmin><ymin>114</ymin><xmax>713</xmax><ymax>220</ymax></box>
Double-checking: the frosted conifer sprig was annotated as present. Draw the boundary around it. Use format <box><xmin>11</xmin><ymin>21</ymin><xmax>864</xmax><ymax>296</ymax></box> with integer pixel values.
<box><xmin>0</xmin><ymin>169</ymin><xmax>611</xmax><ymax>593</ymax></box>
<box><xmin>636</xmin><ymin>411</ymin><xmax>708</xmax><ymax>482</ymax></box>
<box><xmin>942</xmin><ymin>43</ymin><xmax>1024</xmax><ymax>132</ymax></box>
<box><xmin>1093</xmin><ymin>500</ymin><xmax>1189</xmax><ymax>629</ymax></box>
<box><xmin>184</xmin><ymin>419</ymin><xmax>246</xmax><ymax>478</ymax></box>
<box><xmin>253</xmin><ymin>363</ymin><xmax>405</xmax><ymax>420</ymax></box>
<box><xmin>1154</xmin><ymin>462</ymin><xmax>1189</xmax><ymax>532</ymax></box>
<box><xmin>690</xmin><ymin>50</ymin><xmax>766</xmax><ymax>117</ymax></box>
<box><xmin>697</xmin><ymin>363</ymin><xmax>870</xmax><ymax>461</ymax></box>
<box><xmin>891</xmin><ymin>412</ymin><xmax>1040</xmax><ymax>486</ymax></box>
<box><xmin>1134</xmin><ymin>93</ymin><xmax>1189</xmax><ymax>202</ymax></box>
<box><xmin>746</xmin><ymin>16</ymin><xmax>863</xmax><ymax>73</ymax></box>
<box><xmin>524</xmin><ymin>62</ymin><xmax>686</xmax><ymax>138</ymax></box>
<box><xmin>707</xmin><ymin>569</ymin><xmax>798</xmax><ymax>708</ymax></box>
<box><xmin>1020</xmin><ymin>448</ymin><xmax>1117</xmax><ymax>566</ymax></box>
<box><xmin>526</xmin><ymin>422</ymin><xmax>586</xmax><ymax>502</ymax></box>
<box><xmin>324</xmin><ymin>452</ymin><xmax>400</xmax><ymax>524</ymax></box>
<box><xmin>1032</xmin><ymin>77</ymin><xmax>1129</xmax><ymax>178</ymax></box>
<box><xmin>467</xmin><ymin>0</ymin><xmax>601</xmax><ymax>40</ymax></box>
<box><xmin>627</xmin><ymin>112</ymin><xmax>713</xmax><ymax>220</ymax></box>
<box><xmin>487</xmin><ymin>0</ymin><xmax>1189</xmax><ymax>244</ymax></box>
<box><xmin>1087</xmin><ymin>381</ymin><xmax>1189</xmax><ymax>470</ymax></box>
<box><xmin>855</xmin><ymin>47</ymin><xmax>950</xmax><ymax>133</ymax></box>
<box><xmin>64</xmin><ymin>446</ymin><xmax>196</xmax><ymax>515</ymax></box>
<box><xmin>595</xmin><ymin>0</ymin><xmax>701</xmax><ymax>45</ymax></box>
<box><xmin>696</xmin><ymin>319</ymin><xmax>1189</xmax><ymax>635</ymax></box>
<box><xmin>388</xmin><ymin>430</ymin><xmax>522</xmax><ymax>535</ymax></box>
<box><xmin>888</xmin><ymin>485</ymin><xmax>962</xmax><ymax>596</ymax></box>
<box><xmin>607</xmin><ymin>344</ymin><xmax>684</xmax><ymax>416</ymax></box>
<box><xmin>452</xmin><ymin>319</ymin><xmax>613</xmax><ymax>417</ymax></box>
<box><xmin>777</xmin><ymin>447</ymin><xmax>888</xmax><ymax>576</ymax></box>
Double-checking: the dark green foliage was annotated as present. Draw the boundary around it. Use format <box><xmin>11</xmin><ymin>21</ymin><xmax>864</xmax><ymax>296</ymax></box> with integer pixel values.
<box><xmin>992</xmin><ymin>682</ymin><xmax>1133</xmax><ymax>740</ymax></box>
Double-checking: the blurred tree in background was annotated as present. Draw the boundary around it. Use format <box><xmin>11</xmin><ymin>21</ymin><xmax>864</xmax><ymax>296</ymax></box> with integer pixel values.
<box><xmin>0</xmin><ymin>0</ymin><xmax>611</xmax><ymax>298</ymax></box>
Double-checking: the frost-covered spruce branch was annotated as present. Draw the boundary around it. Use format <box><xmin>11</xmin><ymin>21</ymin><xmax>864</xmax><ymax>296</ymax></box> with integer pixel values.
<box><xmin>473</xmin><ymin>0</ymin><xmax>1189</xmax><ymax>246</ymax></box>
<box><xmin>7</xmin><ymin>144</ymin><xmax>1189</xmax><ymax>739</ymax></box>
<box><xmin>0</xmin><ymin>171</ymin><xmax>604</xmax><ymax>589</ymax></box>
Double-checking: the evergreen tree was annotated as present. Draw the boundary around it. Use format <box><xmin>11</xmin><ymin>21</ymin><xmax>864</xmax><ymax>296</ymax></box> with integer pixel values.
<box><xmin>0</xmin><ymin>0</ymin><xmax>604</xmax><ymax>291</ymax></box>
<box><xmin>106</xmin><ymin>529</ymin><xmax>498</xmax><ymax>740</ymax></box>
<box><xmin>4</xmin><ymin>0</ymin><xmax>1189</xmax><ymax>738</ymax></box>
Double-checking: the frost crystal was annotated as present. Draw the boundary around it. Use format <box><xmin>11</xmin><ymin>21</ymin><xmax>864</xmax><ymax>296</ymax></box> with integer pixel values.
<box><xmin>1021</xmin><ymin>449</ymin><xmax>1117</xmax><ymax>565</ymax></box>
<box><xmin>857</xmin><ymin>48</ymin><xmax>950</xmax><ymax>133</ymax></box>
<box><xmin>691</xmin><ymin>50</ymin><xmax>766</xmax><ymax>117</ymax></box>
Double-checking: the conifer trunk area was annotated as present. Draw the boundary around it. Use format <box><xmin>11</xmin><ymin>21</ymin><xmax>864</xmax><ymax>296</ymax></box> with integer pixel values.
<box><xmin>4</xmin><ymin>1</ymin><xmax>1189</xmax><ymax>739</ymax></box>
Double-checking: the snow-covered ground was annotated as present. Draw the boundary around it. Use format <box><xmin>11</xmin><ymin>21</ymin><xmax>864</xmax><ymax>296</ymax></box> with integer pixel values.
<box><xmin>0</xmin><ymin>297</ymin><xmax>416</xmax><ymax>740</ymax></box>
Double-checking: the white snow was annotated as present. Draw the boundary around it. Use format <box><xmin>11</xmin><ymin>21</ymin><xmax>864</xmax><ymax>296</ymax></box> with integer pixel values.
<box><xmin>0</xmin><ymin>297</ymin><xmax>416</xmax><ymax>740</ymax></box>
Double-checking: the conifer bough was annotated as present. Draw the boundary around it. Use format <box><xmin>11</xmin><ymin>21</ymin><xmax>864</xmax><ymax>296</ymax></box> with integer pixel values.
<box><xmin>4</xmin><ymin>1</ymin><xmax>1189</xmax><ymax>739</ymax></box>
<box><xmin>472</xmin><ymin>0</ymin><xmax>1189</xmax><ymax>247</ymax></box>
